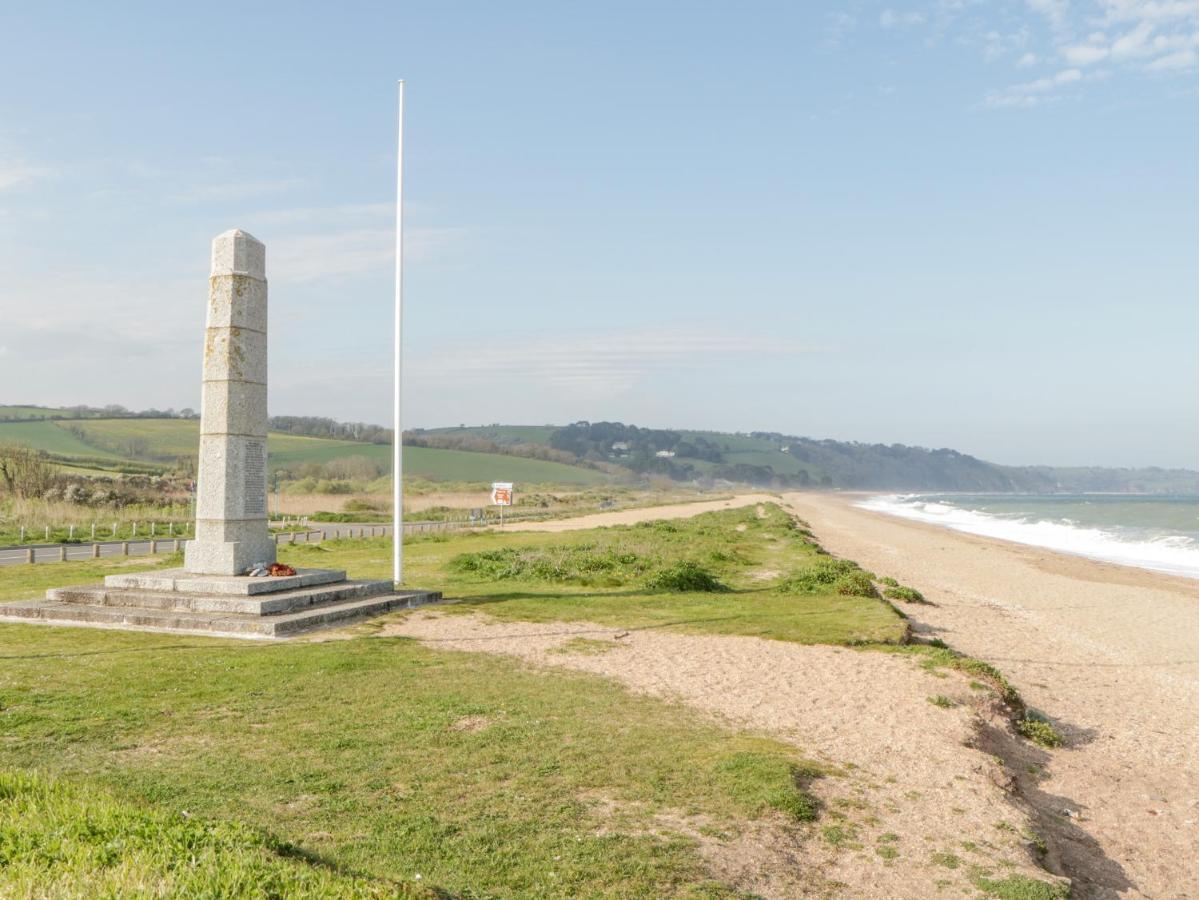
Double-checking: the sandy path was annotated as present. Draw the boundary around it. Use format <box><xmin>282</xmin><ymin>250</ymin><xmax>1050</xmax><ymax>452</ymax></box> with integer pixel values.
<box><xmin>388</xmin><ymin>611</ymin><xmax>1061</xmax><ymax>897</ymax></box>
<box><xmin>503</xmin><ymin>493</ymin><xmax>780</xmax><ymax>532</ymax></box>
<box><xmin>782</xmin><ymin>493</ymin><xmax>1199</xmax><ymax>899</ymax></box>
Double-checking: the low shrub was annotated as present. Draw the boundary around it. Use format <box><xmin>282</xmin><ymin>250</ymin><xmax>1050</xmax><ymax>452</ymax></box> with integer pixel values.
<box><xmin>884</xmin><ymin>585</ymin><xmax>927</xmax><ymax>604</ymax></box>
<box><xmin>645</xmin><ymin>561</ymin><xmax>727</xmax><ymax>593</ymax></box>
<box><xmin>778</xmin><ymin>557</ymin><xmax>861</xmax><ymax>593</ymax></box>
<box><xmin>834</xmin><ymin>571</ymin><xmax>879</xmax><ymax>599</ymax></box>
<box><xmin>1016</xmin><ymin>713</ymin><xmax>1064</xmax><ymax>748</ymax></box>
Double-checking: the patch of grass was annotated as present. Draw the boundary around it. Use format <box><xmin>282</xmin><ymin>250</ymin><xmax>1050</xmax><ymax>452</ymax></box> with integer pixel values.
<box><xmin>551</xmin><ymin>637</ymin><xmax>618</xmax><ymax>656</ymax></box>
<box><xmin>876</xmin><ymin>844</ymin><xmax>899</xmax><ymax>859</ymax></box>
<box><xmin>971</xmin><ymin>873</ymin><xmax>1070</xmax><ymax>899</ymax></box>
<box><xmin>927</xmin><ymin>695</ymin><xmax>956</xmax><ymax>709</ymax></box>
<box><xmin>884</xmin><ymin>585</ymin><xmax>928</xmax><ymax>604</ymax></box>
<box><xmin>379</xmin><ymin>505</ymin><xmax>905</xmax><ymax>646</ymax></box>
<box><xmin>712</xmin><ymin>750</ymin><xmax>822</xmax><ymax>822</ymax></box>
<box><xmin>0</xmin><ymin>622</ymin><xmax>822</xmax><ymax>896</ymax></box>
<box><xmin>931</xmin><ymin>851</ymin><xmax>962</xmax><ymax>869</ymax></box>
<box><xmin>0</xmin><ymin>553</ymin><xmax>183</xmax><ymax>603</ymax></box>
<box><xmin>822</xmin><ymin>823</ymin><xmax>859</xmax><ymax>847</ymax></box>
<box><xmin>1016</xmin><ymin>713</ymin><xmax>1064</xmax><ymax>748</ymax></box>
<box><xmin>449</xmin><ymin>543</ymin><xmax>654</xmax><ymax>586</ymax></box>
<box><xmin>0</xmin><ymin>771</ymin><xmax>401</xmax><ymax>897</ymax></box>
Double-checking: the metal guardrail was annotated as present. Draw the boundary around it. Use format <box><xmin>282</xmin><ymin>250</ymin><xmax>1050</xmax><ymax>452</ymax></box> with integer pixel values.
<box><xmin>0</xmin><ymin>515</ymin><xmax>539</xmax><ymax>566</ymax></box>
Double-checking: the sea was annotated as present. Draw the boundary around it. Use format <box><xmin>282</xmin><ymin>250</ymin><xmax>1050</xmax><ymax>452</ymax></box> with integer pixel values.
<box><xmin>858</xmin><ymin>493</ymin><xmax>1199</xmax><ymax>580</ymax></box>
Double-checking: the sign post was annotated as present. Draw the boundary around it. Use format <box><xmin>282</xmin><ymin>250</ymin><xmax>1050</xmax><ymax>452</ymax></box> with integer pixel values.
<box><xmin>490</xmin><ymin>482</ymin><xmax>513</xmax><ymax>527</ymax></box>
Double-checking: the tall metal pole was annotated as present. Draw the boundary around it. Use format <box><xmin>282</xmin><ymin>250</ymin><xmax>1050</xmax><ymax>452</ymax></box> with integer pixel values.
<box><xmin>392</xmin><ymin>80</ymin><xmax>405</xmax><ymax>585</ymax></box>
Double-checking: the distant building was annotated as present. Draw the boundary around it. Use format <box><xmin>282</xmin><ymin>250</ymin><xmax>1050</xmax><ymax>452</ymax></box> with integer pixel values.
<box><xmin>611</xmin><ymin>441</ymin><xmax>629</xmax><ymax>452</ymax></box>
<box><xmin>655</xmin><ymin>450</ymin><xmax>676</xmax><ymax>459</ymax></box>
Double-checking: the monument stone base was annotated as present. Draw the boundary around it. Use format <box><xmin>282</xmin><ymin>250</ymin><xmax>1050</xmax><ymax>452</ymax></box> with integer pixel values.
<box><xmin>0</xmin><ymin>567</ymin><xmax>441</xmax><ymax>639</ymax></box>
<box><xmin>183</xmin><ymin>534</ymin><xmax>278</xmax><ymax>577</ymax></box>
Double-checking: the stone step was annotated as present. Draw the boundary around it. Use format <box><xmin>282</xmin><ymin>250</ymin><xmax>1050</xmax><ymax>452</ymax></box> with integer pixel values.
<box><xmin>46</xmin><ymin>580</ymin><xmax>393</xmax><ymax>616</ymax></box>
<box><xmin>103</xmin><ymin>567</ymin><xmax>346</xmax><ymax>596</ymax></box>
<box><xmin>0</xmin><ymin>589</ymin><xmax>442</xmax><ymax>639</ymax></box>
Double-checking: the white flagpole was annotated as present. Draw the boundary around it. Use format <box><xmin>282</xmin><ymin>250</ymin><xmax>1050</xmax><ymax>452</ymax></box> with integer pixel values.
<box><xmin>392</xmin><ymin>79</ymin><xmax>405</xmax><ymax>586</ymax></box>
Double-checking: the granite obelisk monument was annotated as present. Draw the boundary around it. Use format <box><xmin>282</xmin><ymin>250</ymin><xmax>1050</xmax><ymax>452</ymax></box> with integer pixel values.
<box><xmin>184</xmin><ymin>229</ymin><xmax>277</xmax><ymax>574</ymax></box>
<box><xmin>1</xmin><ymin>228</ymin><xmax>441</xmax><ymax>637</ymax></box>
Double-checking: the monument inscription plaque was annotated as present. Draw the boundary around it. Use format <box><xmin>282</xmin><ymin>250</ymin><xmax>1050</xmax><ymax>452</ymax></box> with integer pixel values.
<box><xmin>243</xmin><ymin>439</ymin><xmax>266</xmax><ymax>517</ymax></box>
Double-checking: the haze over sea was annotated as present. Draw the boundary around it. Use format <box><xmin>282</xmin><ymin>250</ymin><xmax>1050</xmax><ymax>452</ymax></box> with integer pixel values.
<box><xmin>861</xmin><ymin>494</ymin><xmax>1199</xmax><ymax>580</ymax></box>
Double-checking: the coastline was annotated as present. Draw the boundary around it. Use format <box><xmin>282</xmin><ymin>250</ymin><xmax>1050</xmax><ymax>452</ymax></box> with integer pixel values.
<box><xmin>781</xmin><ymin>492</ymin><xmax>1199</xmax><ymax>898</ymax></box>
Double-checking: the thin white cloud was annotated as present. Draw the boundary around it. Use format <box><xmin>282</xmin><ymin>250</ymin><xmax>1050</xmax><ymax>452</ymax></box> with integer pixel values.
<box><xmin>408</xmin><ymin>328</ymin><xmax>825</xmax><ymax>394</ymax></box>
<box><xmin>1027</xmin><ymin>0</ymin><xmax>1071</xmax><ymax>30</ymax></box>
<box><xmin>870</xmin><ymin>0</ymin><xmax>1199</xmax><ymax>106</ymax></box>
<box><xmin>985</xmin><ymin>67</ymin><xmax>1086</xmax><ymax>106</ymax></box>
<box><xmin>1147</xmin><ymin>46</ymin><xmax>1199</xmax><ymax>66</ymax></box>
<box><xmin>1062</xmin><ymin>42</ymin><xmax>1111</xmax><ymax>62</ymax></box>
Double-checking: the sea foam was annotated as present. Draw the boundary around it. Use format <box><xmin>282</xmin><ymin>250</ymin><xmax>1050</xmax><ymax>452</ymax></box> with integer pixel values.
<box><xmin>858</xmin><ymin>495</ymin><xmax>1199</xmax><ymax>580</ymax></box>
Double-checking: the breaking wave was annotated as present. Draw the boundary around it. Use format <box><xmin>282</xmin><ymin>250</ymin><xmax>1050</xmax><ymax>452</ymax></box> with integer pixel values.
<box><xmin>858</xmin><ymin>495</ymin><xmax>1199</xmax><ymax>580</ymax></box>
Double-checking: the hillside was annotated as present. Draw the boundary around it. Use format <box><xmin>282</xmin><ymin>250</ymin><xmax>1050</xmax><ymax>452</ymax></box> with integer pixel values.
<box><xmin>415</xmin><ymin>422</ymin><xmax>1199</xmax><ymax>493</ymax></box>
<box><xmin>0</xmin><ymin>416</ymin><xmax>610</xmax><ymax>487</ymax></box>
<box><xmin>7</xmin><ymin>407</ymin><xmax>1198</xmax><ymax>492</ymax></box>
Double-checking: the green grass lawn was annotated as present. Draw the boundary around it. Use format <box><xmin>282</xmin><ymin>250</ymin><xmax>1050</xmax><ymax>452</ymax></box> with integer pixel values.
<box><xmin>0</xmin><ymin>504</ymin><xmax>910</xmax><ymax>895</ymax></box>
<box><xmin>2</xmin><ymin>505</ymin><xmax>907</xmax><ymax>644</ymax></box>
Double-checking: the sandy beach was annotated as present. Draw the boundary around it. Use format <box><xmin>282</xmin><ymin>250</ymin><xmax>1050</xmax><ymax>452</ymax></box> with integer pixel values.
<box><xmin>784</xmin><ymin>492</ymin><xmax>1199</xmax><ymax>899</ymax></box>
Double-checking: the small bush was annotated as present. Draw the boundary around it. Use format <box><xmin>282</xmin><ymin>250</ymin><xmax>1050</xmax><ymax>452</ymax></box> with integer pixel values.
<box><xmin>834</xmin><ymin>571</ymin><xmax>879</xmax><ymax>598</ymax></box>
<box><xmin>1016</xmin><ymin>714</ymin><xmax>1064</xmax><ymax>748</ymax></box>
<box><xmin>884</xmin><ymin>585</ymin><xmax>928</xmax><ymax>604</ymax></box>
<box><xmin>927</xmin><ymin>695</ymin><xmax>956</xmax><ymax>709</ymax></box>
<box><xmin>879</xmin><ymin>576</ymin><xmax>900</xmax><ymax>588</ymax></box>
<box><xmin>778</xmin><ymin>557</ymin><xmax>861</xmax><ymax>593</ymax></box>
<box><xmin>646</xmin><ymin>561</ymin><xmax>728</xmax><ymax>593</ymax></box>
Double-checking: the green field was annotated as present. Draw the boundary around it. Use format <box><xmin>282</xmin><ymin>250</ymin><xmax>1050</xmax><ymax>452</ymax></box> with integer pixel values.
<box><xmin>0</xmin><ymin>418</ymin><xmax>612</xmax><ymax>486</ymax></box>
<box><xmin>0</xmin><ymin>421</ymin><xmax>126</xmax><ymax>459</ymax></box>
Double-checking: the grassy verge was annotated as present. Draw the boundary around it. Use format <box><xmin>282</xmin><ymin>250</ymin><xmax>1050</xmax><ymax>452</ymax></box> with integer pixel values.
<box><xmin>289</xmin><ymin>503</ymin><xmax>909</xmax><ymax>645</ymax></box>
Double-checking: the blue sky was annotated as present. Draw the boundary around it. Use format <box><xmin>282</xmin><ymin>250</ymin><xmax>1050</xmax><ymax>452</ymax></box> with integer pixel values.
<box><xmin>1</xmin><ymin>1</ymin><xmax>1196</xmax><ymax>467</ymax></box>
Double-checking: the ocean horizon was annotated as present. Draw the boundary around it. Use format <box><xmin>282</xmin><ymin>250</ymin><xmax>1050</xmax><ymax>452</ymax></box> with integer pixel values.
<box><xmin>859</xmin><ymin>493</ymin><xmax>1199</xmax><ymax>580</ymax></box>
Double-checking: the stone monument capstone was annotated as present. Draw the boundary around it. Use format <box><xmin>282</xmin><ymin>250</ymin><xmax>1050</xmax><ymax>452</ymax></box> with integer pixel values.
<box><xmin>184</xmin><ymin>229</ymin><xmax>277</xmax><ymax>575</ymax></box>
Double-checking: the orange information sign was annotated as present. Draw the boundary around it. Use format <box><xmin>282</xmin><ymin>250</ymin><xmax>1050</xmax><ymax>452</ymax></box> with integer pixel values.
<box><xmin>491</xmin><ymin>482</ymin><xmax>513</xmax><ymax>506</ymax></box>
